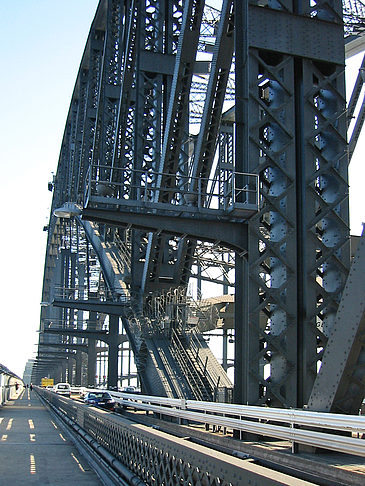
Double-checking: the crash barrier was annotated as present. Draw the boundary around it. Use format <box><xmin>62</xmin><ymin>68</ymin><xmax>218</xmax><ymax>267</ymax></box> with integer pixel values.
<box><xmin>37</xmin><ymin>387</ymin><xmax>272</xmax><ymax>485</ymax></box>
<box><xmin>107</xmin><ymin>391</ymin><xmax>365</xmax><ymax>457</ymax></box>
<box><xmin>44</xmin><ymin>386</ymin><xmax>365</xmax><ymax>457</ymax></box>
<box><xmin>0</xmin><ymin>363</ymin><xmax>23</xmax><ymax>406</ymax></box>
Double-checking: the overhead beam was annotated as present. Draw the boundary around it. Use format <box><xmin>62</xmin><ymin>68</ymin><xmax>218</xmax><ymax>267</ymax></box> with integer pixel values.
<box><xmin>82</xmin><ymin>208</ymin><xmax>248</xmax><ymax>254</ymax></box>
<box><xmin>52</xmin><ymin>298</ymin><xmax>129</xmax><ymax>315</ymax></box>
<box><xmin>248</xmin><ymin>5</ymin><xmax>344</xmax><ymax>64</ymax></box>
<box><xmin>42</xmin><ymin>327</ymin><xmax>127</xmax><ymax>346</ymax></box>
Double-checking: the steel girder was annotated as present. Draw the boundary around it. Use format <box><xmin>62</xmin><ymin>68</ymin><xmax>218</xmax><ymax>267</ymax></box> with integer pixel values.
<box><xmin>235</xmin><ymin>1</ymin><xmax>350</xmax><ymax>408</ymax></box>
<box><xmin>308</xmin><ymin>230</ymin><xmax>365</xmax><ymax>414</ymax></box>
<box><xmin>138</xmin><ymin>0</ymin><xmax>203</xmax><ymax>294</ymax></box>
<box><xmin>37</xmin><ymin>0</ymin><xmax>362</xmax><ymax>411</ymax></box>
<box><xmin>347</xmin><ymin>53</ymin><xmax>365</xmax><ymax>160</ymax></box>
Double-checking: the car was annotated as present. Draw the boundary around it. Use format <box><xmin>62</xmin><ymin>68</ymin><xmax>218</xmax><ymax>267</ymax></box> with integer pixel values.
<box><xmin>53</xmin><ymin>382</ymin><xmax>71</xmax><ymax>397</ymax></box>
<box><xmin>84</xmin><ymin>391</ymin><xmax>116</xmax><ymax>411</ymax></box>
<box><xmin>121</xmin><ymin>386</ymin><xmax>140</xmax><ymax>394</ymax></box>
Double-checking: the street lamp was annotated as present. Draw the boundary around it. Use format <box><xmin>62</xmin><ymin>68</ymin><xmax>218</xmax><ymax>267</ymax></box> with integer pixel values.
<box><xmin>53</xmin><ymin>202</ymin><xmax>81</xmax><ymax>218</ymax></box>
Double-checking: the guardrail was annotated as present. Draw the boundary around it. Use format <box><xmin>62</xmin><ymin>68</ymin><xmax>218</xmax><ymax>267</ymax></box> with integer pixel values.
<box><xmin>49</xmin><ymin>386</ymin><xmax>365</xmax><ymax>457</ymax></box>
<box><xmin>85</xmin><ymin>165</ymin><xmax>259</xmax><ymax>220</ymax></box>
<box><xmin>107</xmin><ymin>391</ymin><xmax>365</xmax><ymax>457</ymax></box>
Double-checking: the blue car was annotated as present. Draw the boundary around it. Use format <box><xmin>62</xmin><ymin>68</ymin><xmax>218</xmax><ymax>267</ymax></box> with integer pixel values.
<box><xmin>84</xmin><ymin>391</ymin><xmax>115</xmax><ymax>411</ymax></box>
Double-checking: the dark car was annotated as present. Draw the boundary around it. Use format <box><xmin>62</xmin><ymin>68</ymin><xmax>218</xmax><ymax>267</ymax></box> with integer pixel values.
<box><xmin>84</xmin><ymin>391</ymin><xmax>116</xmax><ymax>411</ymax></box>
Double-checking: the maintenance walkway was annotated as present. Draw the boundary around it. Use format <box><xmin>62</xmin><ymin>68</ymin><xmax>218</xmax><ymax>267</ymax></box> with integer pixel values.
<box><xmin>0</xmin><ymin>388</ymin><xmax>102</xmax><ymax>485</ymax></box>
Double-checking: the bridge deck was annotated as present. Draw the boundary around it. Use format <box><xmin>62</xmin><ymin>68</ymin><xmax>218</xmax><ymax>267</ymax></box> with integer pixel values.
<box><xmin>0</xmin><ymin>389</ymin><xmax>102</xmax><ymax>485</ymax></box>
<box><xmin>2</xmin><ymin>388</ymin><xmax>365</xmax><ymax>485</ymax></box>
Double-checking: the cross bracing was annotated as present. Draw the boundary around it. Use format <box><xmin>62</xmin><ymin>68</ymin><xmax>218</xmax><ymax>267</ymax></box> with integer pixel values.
<box><xmin>34</xmin><ymin>0</ymin><xmax>365</xmax><ymax>414</ymax></box>
<box><xmin>343</xmin><ymin>0</ymin><xmax>365</xmax><ymax>36</ymax></box>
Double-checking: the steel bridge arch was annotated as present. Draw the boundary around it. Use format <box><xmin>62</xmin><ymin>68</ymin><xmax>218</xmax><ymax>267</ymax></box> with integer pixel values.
<box><xmin>34</xmin><ymin>0</ymin><xmax>365</xmax><ymax>413</ymax></box>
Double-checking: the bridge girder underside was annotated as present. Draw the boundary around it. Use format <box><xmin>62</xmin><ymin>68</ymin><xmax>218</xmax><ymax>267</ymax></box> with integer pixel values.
<box><xmin>35</xmin><ymin>0</ymin><xmax>365</xmax><ymax>412</ymax></box>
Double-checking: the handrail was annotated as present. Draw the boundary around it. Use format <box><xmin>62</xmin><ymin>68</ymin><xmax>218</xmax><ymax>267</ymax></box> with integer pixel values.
<box><xmin>170</xmin><ymin>330</ymin><xmax>209</xmax><ymax>401</ymax></box>
<box><xmin>85</xmin><ymin>164</ymin><xmax>259</xmax><ymax>216</ymax></box>
<box><xmin>188</xmin><ymin>329</ymin><xmax>223</xmax><ymax>392</ymax></box>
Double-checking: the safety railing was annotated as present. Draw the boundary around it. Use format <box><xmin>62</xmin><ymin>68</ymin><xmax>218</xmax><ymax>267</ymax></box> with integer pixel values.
<box><xmin>170</xmin><ymin>330</ymin><xmax>212</xmax><ymax>401</ymax></box>
<box><xmin>84</xmin><ymin>165</ymin><xmax>259</xmax><ymax>219</ymax></box>
<box><xmin>52</xmin><ymin>285</ymin><xmax>131</xmax><ymax>303</ymax></box>
<box><xmin>188</xmin><ymin>329</ymin><xmax>229</xmax><ymax>393</ymax></box>
<box><xmin>107</xmin><ymin>392</ymin><xmax>365</xmax><ymax>457</ymax></box>
<box><xmin>42</xmin><ymin>386</ymin><xmax>365</xmax><ymax>457</ymax></box>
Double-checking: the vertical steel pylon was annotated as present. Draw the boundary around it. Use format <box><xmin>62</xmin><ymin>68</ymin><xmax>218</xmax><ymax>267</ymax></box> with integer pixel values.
<box><xmin>233</xmin><ymin>0</ymin><xmax>350</xmax><ymax>408</ymax></box>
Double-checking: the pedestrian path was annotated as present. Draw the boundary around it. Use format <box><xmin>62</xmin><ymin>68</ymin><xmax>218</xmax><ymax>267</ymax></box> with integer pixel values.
<box><xmin>0</xmin><ymin>388</ymin><xmax>102</xmax><ymax>485</ymax></box>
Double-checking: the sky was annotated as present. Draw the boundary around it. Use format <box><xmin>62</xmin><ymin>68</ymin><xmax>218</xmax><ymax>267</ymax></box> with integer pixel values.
<box><xmin>0</xmin><ymin>1</ymin><xmax>363</xmax><ymax>379</ymax></box>
<box><xmin>0</xmin><ymin>0</ymin><xmax>99</xmax><ymax>377</ymax></box>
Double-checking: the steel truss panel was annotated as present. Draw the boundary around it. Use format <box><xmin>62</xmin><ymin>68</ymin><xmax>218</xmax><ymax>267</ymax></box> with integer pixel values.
<box><xmin>90</xmin><ymin>1</ymin><xmax>125</xmax><ymax>182</ymax></box>
<box><xmin>143</xmin><ymin>0</ymin><xmax>237</xmax><ymax>293</ymax></box>
<box><xmin>308</xmin><ymin>230</ymin><xmax>365</xmax><ymax>414</ymax></box>
<box><xmin>248</xmin><ymin>6</ymin><xmax>344</xmax><ymax>64</ymax></box>
<box><xmin>142</xmin><ymin>0</ymin><xmax>205</xmax><ymax>292</ymax></box>
<box><xmin>238</xmin><ymin>0</ymin><xmax>350</xmax><ymax>408</ymax></box>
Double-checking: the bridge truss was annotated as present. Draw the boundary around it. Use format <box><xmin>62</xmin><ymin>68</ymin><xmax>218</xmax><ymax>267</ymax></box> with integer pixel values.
<box><xmin>33</xmin><ymin>0</ymin><xmax>365</xmax><ymax>413</ymax></box>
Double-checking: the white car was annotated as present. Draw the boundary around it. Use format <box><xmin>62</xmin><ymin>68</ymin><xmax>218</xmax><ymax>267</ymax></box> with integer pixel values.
<box><xmin>53</xmin><ymin>383</ymin><xmax>71</xmax><ymax>397</ymax></box>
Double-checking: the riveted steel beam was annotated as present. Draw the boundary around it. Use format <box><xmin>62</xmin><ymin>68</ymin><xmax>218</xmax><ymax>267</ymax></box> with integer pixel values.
<box><xmin>308</xmin><ymin>230</ymin><xmax>365</xmax><ymax>414</ymax></box>
<box><xmin>52</xmin><ymin>298</ymin><xmax>129</xmax><ymax>315</ymax></box>
<box><xmin>248</xmin><ymin>6</ymin><xmax>344</xmax><ymax>64</ymax></box>
<box><xmin>82</xmin><ymin>207</ymin><xmax>248</xmax><ymax>254</ymax></box>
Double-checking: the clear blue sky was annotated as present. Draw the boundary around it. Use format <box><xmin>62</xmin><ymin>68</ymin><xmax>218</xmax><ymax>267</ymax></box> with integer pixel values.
<box><xmin>0</xmin><ymin>1</ymin><xmax>99</xmax><ymax>377</ymax></box>
<box><xmin>0</xmin><ymin>1</ymin><xmax>363</xmax><ymax>378</ymax></box>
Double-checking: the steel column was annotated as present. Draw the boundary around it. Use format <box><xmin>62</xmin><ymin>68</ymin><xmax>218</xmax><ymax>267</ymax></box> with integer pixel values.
<box><xmin>239</xmin><ymin>0</ymin><xmax>350</xmax><ymax>407</ymax></box>
<box><xmin>108</xmin><ymin>314</ymin><xmax>120</xmax><ymax>388</ymax></box>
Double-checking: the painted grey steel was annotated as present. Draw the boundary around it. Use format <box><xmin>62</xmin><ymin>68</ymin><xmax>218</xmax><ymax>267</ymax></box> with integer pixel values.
<box><xmin>348</xmin><ymin>53</ymin><xmax>365</xmax><ymax>160</ymax></box>
<box><xmin>190</xmin><ymin>0</ymin><xmax>234</xmax><ymax>182</ymax></box>
<box><xmin>38</xmin><ymin>343</ymin><xmax>88</xmax><ymax>352</ymax></box>
<box><xmin>308</xmin><ymin>228</ymin><xmax>365</xmax><ymax>414</ymax></box>
<box><xmin>248</xmin><ymin>6</ymin><xmax>345</xmax><ymax>63</ymax></box>
<box><xmin>39</xmin><ymin>387</ymin><xmax>315</xmax><ymax>485</ymax></box>
<box><xmin>103</xmin><ymin>391</ymin><xmax>365</xmax><ymax>456</ymax></box>
<box><xmin>140</xmin><ymin>0</ymin><xmax>208</xmax><ymax>295</ymax></box>
<box><xmin>237</xmin><ymin>0</ymin><xmax>350</xmax><ymax>409</ymax></box>
<box><xmin>82</xmin><ymin>206</ymin><xmax>250</xmax><ymax>252</ymax></box>
<box><xmin>35</xmin><ymin>0</ymin><xmax>363</xmax><ymax>415</ymax></box>
<box><xmin>52</xmin><ymin>298</ymin><xmax>129</xmax><ymax>315</ymax></box>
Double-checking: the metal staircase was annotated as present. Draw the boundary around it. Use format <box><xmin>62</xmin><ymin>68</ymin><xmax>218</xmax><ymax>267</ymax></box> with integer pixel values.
<box><xmin>170</xmin><ymin>330</ymin><xmax>213</xmax><ymax>402</ymax></box>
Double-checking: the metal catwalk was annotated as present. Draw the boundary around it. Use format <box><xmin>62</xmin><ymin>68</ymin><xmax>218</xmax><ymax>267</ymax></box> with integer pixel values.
<box><xmin>34</xmin><ymin>0</ymin><xmax>365</xmax><ymax>414</ymax></box>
